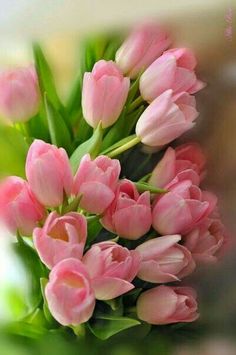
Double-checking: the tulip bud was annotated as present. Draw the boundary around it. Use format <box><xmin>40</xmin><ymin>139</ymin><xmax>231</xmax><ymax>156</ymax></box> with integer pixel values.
<box><xmin>101</xmin><ymin>179</ymin><xmax>152</xmax><ymax>240</ymax></box>
<box><xmin>152</xmin><ymin>180</ymin><xmax>217</xmax><ymax>235</ymax></box>
<box><xmin>82</xmin><ymin>241</ymin><xmax>140</xmax><ymax>300</ymax></box>
<box><xmin>149</xmin><ymin>143</ymin><xmax>206</xmax><ymax>188</ymax></box>
<box><xmin>136</xmin><ymin>235</ymin><xmax>195</xmax><ymax>283</ymax></box>
<box><xmin>136</xmin><ymin>90</ymin><xmax>198</xmax><ymax>147</ymax></box>
<box><xmin>116</xmin><ymin>22</ymin><xmax>171</xmax><ymax>78</ymax></box>
<box><xmin>183</xmin><ymin>218</ymin><xmax>228</xmax><ymax>263</ymax></box>
<box><xmin>140</xmin><ymin>48</ymin><xmax>205</xmax><ymax>102</ymax></box>
<box><xmin>82</xmin><ymin>60</ymin><xmax>130</xmax><ymax>128</ymax></box>
<box><xmin>26</xmin><ymin>139</ymin><xmax>73</xmax><ymax>207</ymax></box>
<box><xmin>73</xmin><ymin>154</ymin><xmax>121</xmax><ymax>214</ymax></box>
<box><xmin>137</xmin><ymin>285</ymin><xmax>199</xmax><ymax>324</ymax></box>
<box><xmin>33</xmin><ymin>211</ymin><xmax>87</xmax><ymax>269</ymax></box>
<box><xmin>0</xmin><ymin>176</ymin><xmax>44</xmax><ymax>236</ymax></box>
<box><xmin>0</xmin><ymin>66</ymin><xmax>40</xmax><ymax>123</ymax></box>
<box><xmin>45</xmin><ymin>258</ymin><xmax>95</xmax><ymax>326</ymax></box>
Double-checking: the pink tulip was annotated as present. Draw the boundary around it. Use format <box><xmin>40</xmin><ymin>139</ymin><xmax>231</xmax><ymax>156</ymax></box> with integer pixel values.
<box><xmin>33</xmin><ymin>212</ymin><xmax>87</xmax><ymax>269</ymax></box>
<box><xmin>73</xmin><ymin>154</ymin><xmax>121</xmax><ymax>214</ymax></box>
<box><xmin>26</xmin><ymin>139</ymin><xmax>73</xmax><ymax>207</ymax></box>
<box><xmin>82</xmin><ymin>241</ymin><xmax>140</xmax><ymax>300</ymax></box>
<box><xmin>115</xmin><ymin>22</ymin><xmax>171</xmax><ymax>78</ymax></box>
<box><xmin>152</xmin><ymin>180</ymin><xmax>217</xmax><ymax>235</ymax></box>
<box><xmin>183</xmin><ymin>218</ymin><xmax>227</xmax><ymax>263</ymax></box>
<box><xmin>140</xmin><ymin>48</ymin><xmax>205</xmax><ymax>102</ymax></box>
<box><xmin>136</xmin><ymin>235</ymin><xmax>195</xmax><ymax>283</ymax></box>
<box><xmin>137</xmin><ymin>285</ymin><xmax>199</xmax><ymax>324</ymax></box>
<box><xmin>0</xmin><ymin>66</ymin><xmax>40</xmax><ymax>123</ymax></box>
<box><xmin>101</xmin><ymin>179</ymin><xmax>152</xmax><ymax>240</ymax></box>
<box><xmin>45</xmin><ymin>258</ymin><xmax>95</xmax><ymax>326</ymax></box>
<box><xmin>82</xmin><ymin>60</ymin><xmax>130</xmax><ymax>128</ymax></box>
<box><xmin>0</xmin><ymin>176</ymin><xmax>44</xmax><ymax>236</ymax></box>
<box><xmin>136</xmin><ymin>90</ymin><xmax>198</xmax><ymax>147</ymax></box>
<box><xmin>149</xmin><ymin>143</ymin><xmax>206</xmax><ymax>188</ymax></box>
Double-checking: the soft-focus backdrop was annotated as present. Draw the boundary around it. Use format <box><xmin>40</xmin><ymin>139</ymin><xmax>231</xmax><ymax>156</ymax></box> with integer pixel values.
<box><xmin>0</xmin><ymin>1</ymin><xmax>236</xmax><ymax>354</ymax></box>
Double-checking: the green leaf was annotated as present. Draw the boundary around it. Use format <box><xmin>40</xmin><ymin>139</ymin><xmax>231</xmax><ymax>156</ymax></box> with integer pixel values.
<box><xmin>87</xmin><ymin>216</ymin><xmax>103</xmax><ymax>244</ymax></box>
<box><xmin>26</xmin><ymin>113</ymin><xmax>50</xmax><ymax>141</ymax></box>
<box><xmin>88</xmin><ymin>315</ymin><xmax>140</xmax><ymax>340</ymax></box>
<box><xmin>70</xmin><ymin>122</ymin><xmax>103</xmax><ymax>173</ymax></box>
<box><xmin>101</xmin><ymin>134</ymin><xmax>137</xmax><ymax>155</ymax></box>
<box><xmin>0</xmin><ymin>124</ymin><xmax>28</xmax><ymax>178</ymax></box>
<box><xmin>134</xmin><ymin>182</ymin><xmax>167</xmax><ymax>194</ymax></box>
<box><xmin>40</xmin><ymin>278</ymin><xmax>56</xmax><ymax>324</ymax></box>
<box><xmin>44</xmin><ymin>94</ymin><xmax>72</xmax><ymax>153</ymax></box>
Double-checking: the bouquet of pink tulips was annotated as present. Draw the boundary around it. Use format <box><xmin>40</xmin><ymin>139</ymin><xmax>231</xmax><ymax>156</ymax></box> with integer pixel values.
<box><xmin>0</xmin><ymin>23</ymin><xmax>228</xmax><ymax>341</ymax></box>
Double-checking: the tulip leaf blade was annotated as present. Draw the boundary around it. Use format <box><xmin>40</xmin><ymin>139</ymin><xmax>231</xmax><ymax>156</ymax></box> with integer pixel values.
<box><xmin>44</xmin><ymin>94</ymin><xmax>72</xmax><ymax>154</ymax></box>
<box><xmin>70</xmin><ymin>122</ymin><xmax>103</xmax><ymax>173</ymax></box>
<box><xmin>88</xmin><ymin>315</ymin><xmax>140</xmax><ymax>340</ymax></box>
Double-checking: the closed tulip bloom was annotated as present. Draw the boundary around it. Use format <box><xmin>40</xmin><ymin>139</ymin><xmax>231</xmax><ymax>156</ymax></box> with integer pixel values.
<box><xmin>149</xmin><ymin>143</ymin><xmax>206</xmax><ymax>188</ymax></box>
<box><xmin>26</xmin><ymin>139</ymin><xmax>73</xmax><ymax>207</ymax></box>
<box><xmin>137</xmin><ymin>285</ymin><xmax>199</xmax><ymax>325</ymax></box>
<box><xmin>82</xmin><ymin>60</ymin><xmax>130</xmax><ymax>128</ymax></box>
<box><xmin>183</xmin><ymin>218</ymin><xmax>227</xmax><ymax>263</ymax></box>
<box><xmin>136</xmin><ymin>90</ymin><xmax>198</xmax><ymax>147</ymax></box>
<box><xmin>73</xmin><ymin>154</ymin><xmax>121</xmax><ymax>214</ymax></box>
<box><xmin>116</xmin><ymin>22</ymin><xmax>171</xmax><ymax>79</ymax></box>
<box><xmin>136</xmin><ymin>235</ymin><xmax>195</xmax><ymax>283</ymax></box>
<box><xmin>101</xmin><ymin>179</ymin><xmax>152</xmax><ymax>240</ymax></box>
<box><xmin>0</xmin><ymin>176</ymin><xmax>44</xmax><ymax>236</ymax></box>
<box><xmin>82</xmin><ymin>241</ymin><xmax>140</xmax><ymax>300</ymax></box>
<box><xmin>152</xmin><ymin>180</ymin><xmax>217</xmax><ymax>235</ymax></box>
<box><xmin>0</xmin><ymin>66</ymin><xmax>40</xmax><ymax>123</ymax></box>
<box><xmin>45</xmin><ymin>258</ymin><xmax>95</xmax><ymax>326</ymax></box>
<box><xmin>140</xmin><ymin>48</ymin><xmax>205</xmax><ymax>102</ymax></box>
<box><xmin>33</xmin><ymin>212</ymin><xmax>87</xmax><ymax>269</ymax></box>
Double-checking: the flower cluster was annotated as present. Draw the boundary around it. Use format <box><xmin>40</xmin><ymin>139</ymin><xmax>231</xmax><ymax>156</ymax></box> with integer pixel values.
<box><xmin>0</xmin><ymin>22</ymin><xmax>228</xmax><ymax>336</ymax></box>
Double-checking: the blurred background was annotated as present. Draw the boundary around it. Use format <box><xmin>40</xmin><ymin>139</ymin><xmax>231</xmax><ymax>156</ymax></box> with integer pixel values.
<box><xmin>0</xmin><ymin>0</ymin><xmax>236</xmax><ymax>354</ymax></box>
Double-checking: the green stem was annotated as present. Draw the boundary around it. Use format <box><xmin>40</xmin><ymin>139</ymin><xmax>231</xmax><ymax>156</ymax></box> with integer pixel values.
<box><xmin>107</xmin><ymin>136</ymin><xmax>141</xmax><ymax>158</ymax></box>
<box><xmin>128</xmin><ymin>96</ymin><xmax>144</xmax><ymax>113</ymax></box>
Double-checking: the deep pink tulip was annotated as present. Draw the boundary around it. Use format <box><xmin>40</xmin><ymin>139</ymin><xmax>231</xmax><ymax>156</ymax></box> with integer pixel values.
<box><xmin>0</xmin><ymin>176</ymin><xmax>44</xmax><ymax>236</ymax></box>
<box><xmin>137</xmin><ymin>285</ymin><xmax>199</xmax><ymax>324</ymax></box>
<box><xmin>136</xmin><ymin>235</ymin><xmax>195</xmax><ymax>283</ymax></box>
<box><xmin>183</xmin><ymin>218</ymin><xmax>227</xmax><ymax>263</ymax></box>
<box><xmin>0</xmin><ymin>66</ymin><xmax>40</xmax><ymax>123</ymax></box>
<box><xmin>82</xmin><ymin>241</ymin><xmax>140</xmax><ymax>300</ymax></box>
<box><xmin>45</xmin><ymin>258</ymin><xmax>95</xmax><ymax>326</ymax></box>
<box><xmin>33</xmin><ymin>212</ymin><xmax>87</xmax><ymax>269</ymax></box>
<box><xmin>73</xmin><ymin>154</ymin><xmax>121</xmax><ymax>214</ymax></box>
<box><xmin>82</xmin><ymin>60</ymin><xmax>130</xmax><ymax>128</ymax></box>
<box><xmin>140</xmin><ymin>48</ymin><xmax>205</xmax><ymax>102</ymax></box>
<box><xmin>101</xmin><ymin>179</ymin><xmax>152</xmax><ymax>240</ymax></box>
<box><xmin>136</xmin><ymin>90</ymin><xmax>198</xmax><ymax>147</ymax></box>
<box><xmin>152</xmin><ymin>180</ymin><xmax>217</xmax><ymax>235</ymax></box>
<box><xmin>116</xmin><ymin>22</ymin><xmax>171</xmax><ymax>78</ymax></box>
<box><xmin>26</xmin><ymin>139</ymin><xmax>73</xmax><ymax>207</ymax></box>
<box><xmin>149</xmin><ymin>143</ymin><xmax>206</xmax><ymax>188</ymax></box>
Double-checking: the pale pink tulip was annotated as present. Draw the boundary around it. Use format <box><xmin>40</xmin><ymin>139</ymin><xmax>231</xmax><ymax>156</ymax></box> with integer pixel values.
<box><xmin>82</xmin><ymin>241</ymin><xmax>140</xmax><ymax>300</ymax></box>
<box><xmin>183</xmin><ymin>218</ymin><xmax>227</xmax><ymax>263</ymax></box>
<box><xmin>26</xmin><ymin>139</ymin><xmax>73</xmax><ymax>207</ymax></box>
<box><xmin>73</xmin><ymin>154</ymin><xmax>121</xmax><ymax>214</ymax></box>
<box><xmin>0</xmin><ymin>176</ymin><xmax>44</xmax><ymax>236</ymax></box>
<box><xmin>140</xmin><ymin>48</ymin><xmax>205</xmax><ymax>102</ymax></box>
<box><xmin>136</xmin><ymin>235</ymin><xmax>195</xmax><ymax>283</ymax></box>
<box><xmin>0</xmin><ymin>66</ymin><xmax>40</xmax><ymax>123</ymax></box>
<box><xmin>101</xmin><ymin>179</ymin><xmax>152</xmax><ymax>240</ymax></box>
<box><xmin>137</xmin><ymin>285</ymin><xmax>199</xmax><ymax>324</ymax></box>
<box><xmin>116</xmin><ymin>22</ymin><xmax>171</xmax><ymax>78</ymax></box>
<box><xmin>152</xmin><ymin>180</ymin><xmax>217</xmax><ymax>235</ymax></box>
<box><xmin>45</xmin><ymin>258</ymin><xmax>95</xmax><ymax>326</ymax></box>
<box><xmin>82</xmin><ymin>60</ymin><xmax>130</xmax><ymax>128</ymax></box>
<box><xmin>33</xmin><ymin>211</ymin><xmax>87</xmax><ymax>269</ymax></box>
<box><xmin>149</xmin><ymin>143</ymin><xmax>206</xmax><ymax>188</ymax></box>
<box><xmin>136</xmin><ymin>90</ymin><xmax>198</xmax><ymax>147</ymax></box>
